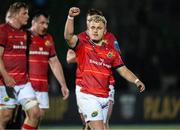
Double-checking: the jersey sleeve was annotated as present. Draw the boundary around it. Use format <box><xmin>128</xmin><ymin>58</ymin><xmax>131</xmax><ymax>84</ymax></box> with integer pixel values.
<box><xmin>49</xmin><ymin>36</ymin><xmax>56</xmax><ymax>58</ymax></box>
<box><xmin>112</xmin><ymin>50</ymin><xmax>124</xmax><ymax>69</ymax></box>
<box><xmin>0</xmin><ymin>27</ymin><xmax>7</xmax><ymax>47</ymax></box>
<box><xmin>74</xmin><ymin>33</ymin><xmax>85</xmax><ymax>52</ymax></box>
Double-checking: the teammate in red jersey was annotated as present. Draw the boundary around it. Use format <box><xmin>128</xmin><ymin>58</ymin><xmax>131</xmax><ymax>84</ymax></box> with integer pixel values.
<box><xmin>28</xmin><ymin>11</ymin><xmax>69</xmax><ymax>120</ymax></box>
<box><xmin>64</xmin><ymin>7</ymin><xmax>145</xmax><ymax>130</ymax></box>
<box><xmin>66</xmin><ymin>9</ymin><xmax>120</xmax><ymax>130</ymax></box>
<box><xmin>0</xmin><ymin>2</ymin><xmax>41</xmax><ymax>130</ymax></box>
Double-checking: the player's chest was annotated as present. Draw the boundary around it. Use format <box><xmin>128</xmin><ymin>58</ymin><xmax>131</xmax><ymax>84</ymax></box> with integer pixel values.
<box><xmin>29</xmin><ymin>37</ymin><xmax>52</xmax><ymax>56</ymax></box>
<box><xmin>84</xmin><ymin>44</ymin><xmax>115</xmax><ymax>65</ymax></box>
<box><xmin>7</xmin><ymin>30</ymin><xmax>27</xmax><ymax>47</ymax></box>
<box><xmin>30</xmin><ymin>36</ymin><xmax>51</xmax><ymax>51</ymax></box>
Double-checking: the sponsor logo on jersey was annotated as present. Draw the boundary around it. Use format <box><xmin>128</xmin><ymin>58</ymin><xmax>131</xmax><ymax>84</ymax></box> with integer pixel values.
<box><xmin>30</xmin><ymin>47</ymin><xmax>49</xmax><ymax>55</ymax></box>
<box><xmin>89</xmin><ymin>59</ymin><xmax>111</xmax><ymax>68</ymax></box>
<box><xmin>13</xmin><ymin>44</ymin><xmax>26</xmax><ymax>49</ymax></box>
<box><xmin>8</xmin><ymin>35</ymin><xmax>26</xmax><ymax>39</ymax></box>
<box><xmin>91</xmin><ymin>111</ymin><xmax>98</xmax><ymax>117</ymax></box>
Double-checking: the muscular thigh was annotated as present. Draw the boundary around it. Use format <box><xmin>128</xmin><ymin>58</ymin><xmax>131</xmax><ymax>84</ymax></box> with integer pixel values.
<box><xmin>0</xmin><ymin>109</ymin><xmax>14</xmax><ymax>120</ymax></box>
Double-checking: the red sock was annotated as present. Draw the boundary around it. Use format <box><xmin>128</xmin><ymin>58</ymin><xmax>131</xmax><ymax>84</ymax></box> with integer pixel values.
<box><xmin>22</xmin><ymin>123</ymin><xmax>37</xmax><ymax>130</ymax></box>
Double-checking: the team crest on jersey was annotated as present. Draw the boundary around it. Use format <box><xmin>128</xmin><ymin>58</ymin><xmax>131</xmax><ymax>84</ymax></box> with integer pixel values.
<box><xmin>107</xmin><ymin>52</ymin><xmax>113</xmax><ymax>58</ymax></box>
<box><xmin>91</xmin><ymin>111</ymin><xmax>98</xmax><ymax>117</ymax></box>
<box><xmin>45</xmin><ymin>40</ymin><xmax>51</xmax><ymax>46</ymax></box>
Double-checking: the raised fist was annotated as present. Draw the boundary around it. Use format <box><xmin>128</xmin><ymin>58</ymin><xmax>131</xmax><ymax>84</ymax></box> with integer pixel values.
<box><xmin>69</xmin><ymin>7</ymin><xmax>80</xmax><ymax>17</ymax></box>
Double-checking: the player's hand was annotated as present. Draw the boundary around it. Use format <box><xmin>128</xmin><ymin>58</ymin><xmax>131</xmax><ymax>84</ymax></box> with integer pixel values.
<box><xmin>61</xmin><ymin>86</ymin><xmax>69</xmax><ymax>100</ymax></box>
<box><xmin>135</xmin><ymin>80</ymin><xmax>145</xmax><ymax>93</ymax></box>
<box><xmin>69</xmin><ymin>7</ymin><xmax>80</xmax><ymax>17</ymax></box>
<box><xmin>3</xmin><ymin>74</ymin><xmax>16</xmax><ymax>87</ymax></box>
<box><xmin>67</xmin><ymin>49</ymin><xmax>76</xmax><ymax>63</ymax></box>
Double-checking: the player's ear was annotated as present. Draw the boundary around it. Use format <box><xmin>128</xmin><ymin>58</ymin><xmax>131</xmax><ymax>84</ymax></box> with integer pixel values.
<box><xmin>87</xmin><ymin>24</ymin><xmax>90</xmax><ymax>29</ymax></box>
<box><xmin>32</xmin><ymin>19</ymin><xmax>35</xmax><ymax>25</ymax></box>
<box><xmin>103</xmin><ymin>29</ymin><xmax>106</xmax><ymax>34</ymax></box>
<box><xmin>87</xmin><ymin>26</ymin><xmax>90</xmax><ymax>31</ymax></box>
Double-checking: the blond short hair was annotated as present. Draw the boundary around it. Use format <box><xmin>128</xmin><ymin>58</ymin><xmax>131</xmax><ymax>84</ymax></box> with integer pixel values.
<box><xmin>6</xmin><ymin>2</ymin><xmax>28</xmax><ymax>22</ymax></box>
<box><xmin>88</xmin><ymin>15</ymin><xmax>107</xmax><ymax>25</ymax></box>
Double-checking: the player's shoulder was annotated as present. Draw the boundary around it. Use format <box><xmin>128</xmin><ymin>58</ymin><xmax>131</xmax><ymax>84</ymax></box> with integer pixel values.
<box><xmin>78</xmin><ymin>31</ymin><xmax>86</xmax><ymax>36</ymax></box>
<box><xmin>104</xmin><ymin>32</ymin><xmax>116</xmax><ymax>39</ymax></box>
<box><xmin>0</xmin><ymin>23</ymin><xmax>9</xmax><ymax>30</ymax></box>
<box><xmin>78</xmin><ymin>31</ymin><xmax>88</xmax><ymax>39</ymax></box>
<box><xmin>0</xmin><ymin>24</ymin><xmax>10</xmax><ymax>37</ymax></box>
<box><xmin>77</xmin><ymin>31</ymin><xmax>90</xmax><ymax>45</ymax></box>
<box><xmin>38</xmin><ymin>33</ymin><xmax>53</xmax><ymax>42</ymax></box>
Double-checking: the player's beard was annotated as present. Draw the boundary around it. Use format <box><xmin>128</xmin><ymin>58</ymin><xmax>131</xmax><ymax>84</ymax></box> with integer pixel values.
<box><xmin>92</xmin><ymin>39</ymin><xmax>103</xmax><ymax>45</ymax></box>
<box><xmin>92</xmin><ymin>40</ymin><xmax>100</xmax><ymax>43</ymax></box>
<box><xmin>42</xmin><ymin>29</ymin><xmax>47</xmax><ymax>35</ymax></box>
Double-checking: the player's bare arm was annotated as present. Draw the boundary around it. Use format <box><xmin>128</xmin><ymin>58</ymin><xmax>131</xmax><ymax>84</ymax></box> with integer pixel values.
<box><xmin>49</xmin><ymin>56</ymin><xmax>69</xmax><ymax>100</ymax></box>
<box><xmin>0</xmin><ymin>47</ymin><xmax>16</xmax><ymax>87</ymax></box>
<box><xmin>66</xmin><ymin>49</ymin><xmax>76</xmax><ymax>63</ymax></box>
<box><xmin>116</xmin><ymin>65</ymin><xmax>145</xmax><ymax>92</ymax></box>
<box><xmin>64</xmin><ymin>7</ymin><xmax>80</xmax><ymax>48</ymax></box>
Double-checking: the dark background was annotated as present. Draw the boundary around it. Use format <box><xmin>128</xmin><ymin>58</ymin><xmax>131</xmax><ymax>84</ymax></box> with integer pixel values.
<box><xmin>0</xmin><ymin>0</ymin><xmax>179</xmax><ymax>126</ymax></box>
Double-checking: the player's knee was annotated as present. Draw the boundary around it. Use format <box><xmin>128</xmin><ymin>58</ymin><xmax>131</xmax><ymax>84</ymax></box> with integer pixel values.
<box><xmin>22</xmin><ymin>99</ymin><xmax>41</xmax><ymax>119</ymax></box>
<box><xmin>26</xmin><ymin>107</ymin><xmax>41</xmax><ymax>121</ymax></box>
<box><xmin>39</xmin><ymin>109</ymin><xmax>45</xmax><ymax>119</ymax></box>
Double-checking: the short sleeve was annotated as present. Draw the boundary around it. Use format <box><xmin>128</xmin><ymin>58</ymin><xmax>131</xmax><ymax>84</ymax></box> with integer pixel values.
<box><xmin>112</xmin><ymin>50</ymin><xmax>124</xmax><ymax>69</ymax></box>
<box><xmin>0</xmin><ymin>27</ymin><xmax>7</xmax><ymax>47</ymax></box>
<box><xmin>49</xmin><ymin>36</ymin><xmax>56</xmax><ymax>58</ymax></box>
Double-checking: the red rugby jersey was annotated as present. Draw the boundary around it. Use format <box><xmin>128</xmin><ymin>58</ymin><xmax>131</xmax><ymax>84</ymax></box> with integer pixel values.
<box><xmin>76</xmin><ymin>31</ymin><xmax>121</xmax><ymax>86</ymax></box>
<box><xmin>0</xmin><ymin>23</ymin><xmax>28</xmax><ymax>85</ymax></box>
<box><xmin>75</xmin><ymin>34</ymin><xmax>124</xmax><ymax>97</ymax></box>
<box><xmin>28</xmin><ymin>32</ymin><xmax>56</xmax><ymax>92</ymax></box>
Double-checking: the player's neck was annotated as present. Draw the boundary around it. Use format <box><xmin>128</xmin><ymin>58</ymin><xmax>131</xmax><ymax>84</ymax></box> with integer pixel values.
<box><xmin>92</xmin><ymin>39</ymin><xmax>103</xmax><ymax>46</ymax></box>
<box><xmin>8</xmin><ymin>19</ymin><xmax>22</xmax><ymax>29</ymax></box>
<box><xmin>30</xmin><ymin>27</ymin><xmax>38</xmax><ymax>35</ymax></box>
<box><xmin>30</xmin><ymin>27</ymin><xmax>46</xmax><ymax>37</ymax></box>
